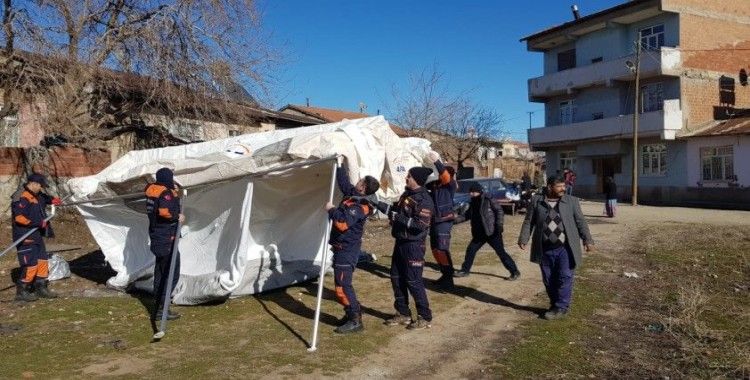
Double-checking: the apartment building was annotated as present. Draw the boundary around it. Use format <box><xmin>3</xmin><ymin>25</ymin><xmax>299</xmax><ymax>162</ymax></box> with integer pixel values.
<box><xmin>522</xmin><ymin>0</ymin><xmax>750</xmax><ymax>208</ymax></box>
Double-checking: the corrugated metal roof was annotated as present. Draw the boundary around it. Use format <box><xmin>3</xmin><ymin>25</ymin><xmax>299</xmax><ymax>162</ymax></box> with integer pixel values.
<box><xmin>683</xmin><ymin>116</ymin><xmax>750</xmax><ymax>137</ymax></box>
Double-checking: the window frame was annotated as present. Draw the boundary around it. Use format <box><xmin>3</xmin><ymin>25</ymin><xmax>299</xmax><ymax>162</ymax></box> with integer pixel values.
<box><xmin>559</xmin><ymin>150</ymin><xmax>577</xmax><ymax>172</ymax></box>
<box><xmin>700</xmin><ymin>146</ymin><xmax>735</xmax><ymax>182</ymax></box>
<box><xmin>639</xmin><ymin>24</ymin><xmax>665</xmax><ymax>51</ymax></box>
<box><xmin>640</xmin><ymin>82</ymin><xmax>664</xmax><ymax>113</ymax></box>
<box><xmin>640</xmin><ymin>143</ymin><xmax>667</xmax><ymax>176</ymax></box>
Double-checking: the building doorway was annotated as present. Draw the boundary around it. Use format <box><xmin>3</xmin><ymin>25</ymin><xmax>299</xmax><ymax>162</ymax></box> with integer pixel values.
<box><xmin>593</xmin><ymin>156</ymin><xmax>621</xmax><ymax>193</ymax></box>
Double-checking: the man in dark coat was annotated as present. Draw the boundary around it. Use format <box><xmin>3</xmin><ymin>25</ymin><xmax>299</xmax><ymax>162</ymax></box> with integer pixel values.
<box><xmin>11</xmin><ymin>173</ymin><xmax>62</xmax><ymax>302</ymax></box>
<box><xmin>325</xmin><ymin>158</ymin><xmax>380</xmax><ymax>334</ymax></box>
<box><xmin>518</xmin><ymin>176</ymin><xmax>594</xmax><ymax>319</ymax></box>
<box><xmin>453</xmin><ymin>182</ymin><xmax>520</xmax><ymax>280</ymax></box>
<box><xmin>145</xmin><ymin>167</ymin><xmax>184</xmax><ymax>321</ymax></box>
<box><xmin>375</xmin><ymin>166</ymin><xmax>435</xmax><ymax>330</ymax></box>
<box><xmin>425</xmin><ymin>151</ymin><xmax>458</xmax><ymax>290</ymax></box>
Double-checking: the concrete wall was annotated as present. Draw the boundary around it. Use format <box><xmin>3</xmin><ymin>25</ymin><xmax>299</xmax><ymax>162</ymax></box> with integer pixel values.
<box><xmin>686</xmin><ymin>135</ymin><xmax>750</xmax><ymax>187</ymax></box>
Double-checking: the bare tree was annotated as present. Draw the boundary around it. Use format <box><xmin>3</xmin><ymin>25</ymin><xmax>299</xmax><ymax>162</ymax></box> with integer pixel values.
<box><xmin>389</xmin><ymin>65</ymin><xmax>504</xmax><ymax>168</ymax></box>
<box><xmin>0</xmin><ymin>0</ymin><xmax>278</xmax><ymax>147</ymax></box>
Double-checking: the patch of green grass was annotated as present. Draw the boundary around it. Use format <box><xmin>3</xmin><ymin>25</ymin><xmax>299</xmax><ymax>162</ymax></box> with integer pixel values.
<box><xmin>488</xmin><ymin>257</ymin><xmax>612</xmax><ymax>378</ymax></box>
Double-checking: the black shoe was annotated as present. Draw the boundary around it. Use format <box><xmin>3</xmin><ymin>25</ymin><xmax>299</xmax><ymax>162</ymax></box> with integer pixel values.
<box><xmin>34</xmin><ymin>280</ymin><xmax>58</xmax><ymax>299</ymax></box>
<box><xmin>14</xmin><ymin>284</ymin><xmax>38</xmax><ymax>302</ymax></box>
<box><xmin>453</xmin><ymin>270</ymin><xmax>469</xmax><ymax>278</ymax></box>
<box><xmin>334</xmin><ymin>318</ymin><xmax>363</xmax><ymax>334</ymax></box>
<box><xmin>543</xmin><ymin>307</ymin><xmax>568</xmax><ymax>320</ymax></box>
<box><xmin>384</xmin><ymin>314</ymin><xmax>412</xmax><ymax>326</ymax></box>
<box><xmin>509</xmin><ymin>271</ymin><xmax>521</xmax><ymax>281</ymax></box>
<box><xmin>336</xmin><ymin>314</ymin><xmax>349</xmax><ymax>326</ymax></box>
<box><xmin>154</xmin><ymin>309</ymin><xmax>181</xmax><ymax>321</ymax></box>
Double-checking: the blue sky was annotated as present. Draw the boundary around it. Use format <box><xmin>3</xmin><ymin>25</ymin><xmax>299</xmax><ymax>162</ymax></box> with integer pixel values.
<box><xmin>260</xmin><ymin>0</ymin><xmax>624</xmax><ymax>141</ymax></box>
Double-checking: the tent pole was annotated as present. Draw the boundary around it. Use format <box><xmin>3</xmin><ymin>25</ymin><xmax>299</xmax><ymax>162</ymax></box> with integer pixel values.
<box><xmin>308</xmin><ymin>159</ymin><xmax>338</xmax><ymax>352</ymax></box>
<box><xmin>0</xmin><ymin>205</ymin><xmax>56</xmax><ymax>259</ymax></box>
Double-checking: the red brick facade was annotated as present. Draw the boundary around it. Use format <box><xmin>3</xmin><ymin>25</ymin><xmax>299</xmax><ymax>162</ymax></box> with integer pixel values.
<box><xmin>0</xmin><ymin>146</ymin><xmax>109</xmax><ymax>177</ymax></box>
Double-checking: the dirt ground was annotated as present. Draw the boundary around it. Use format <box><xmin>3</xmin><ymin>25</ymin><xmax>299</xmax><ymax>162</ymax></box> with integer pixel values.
<box><xmin>0</xmin><ymin>202</ymin><xmax>748</xmax><ymax>378</ymax></box>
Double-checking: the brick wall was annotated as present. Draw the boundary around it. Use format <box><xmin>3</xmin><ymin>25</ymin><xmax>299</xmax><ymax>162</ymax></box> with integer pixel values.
<box><xmin>676</xmin><ymin>4</ymin><xmax>750</xmax><ymax>128</ymax></box>
<box><xmin>0</xmin><ymin>146</ymin><xmax>110</xmax><ymax>213</ymax></box>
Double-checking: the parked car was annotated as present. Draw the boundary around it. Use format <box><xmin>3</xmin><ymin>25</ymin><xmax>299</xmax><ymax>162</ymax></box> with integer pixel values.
<box><xmin>453</xmin><ymin>177</ymin><xmax>520</xmax><ymax>215</ymax></box>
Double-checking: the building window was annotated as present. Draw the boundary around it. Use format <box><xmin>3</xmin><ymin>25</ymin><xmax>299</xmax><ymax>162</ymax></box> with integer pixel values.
<box><xmin>701</xmin><ymin>146</ymin><xmax>734</xmax><ymax>181</ymax></box>
<box><xmin>641</xmin><ymin>83</ymin><xmax>664</xmax><ymax>113</ymax></box>
<box><xmin>0</xmin><ymin>106</ymin><xmax>19</xmax><ymax>147</ymax></box>
<box><xmin>557</xmin><ymin>49</ymin><xmax>576</xmax><ymax>71</ymax></box>
<box><xmin>641</xmin><ymin>144</ymin><xmax>667</xmax><ymax>176</ymax></box>
<box><xmin>559</xmin><ymin>100</ymin><xmax>576</xmax><ymax>124</ymax></box>
<box><xmin>560</xmin><ymin>151</ymin><xmax>577</xmax><ymax>171</ymax></box>
<box><xmin>228</xmin><ymin>129</ymin><xmax>240</xmax><ymax>137</ymax></box>
<box><xmin>640</xmin><ymin>24</ymin><xmax>665</xmax><ymax>50</ymax></box>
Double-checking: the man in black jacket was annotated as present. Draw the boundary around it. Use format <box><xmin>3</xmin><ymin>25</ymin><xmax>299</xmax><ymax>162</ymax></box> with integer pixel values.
<box><xmin>375</xmin><ymin>167</ymin><xmax>435</xmax><ymax>330</ymax></box>
<box><xmin>454</xmin><ymin>182</ymin><xmax>520</xmax><ymax>280</ymax></box>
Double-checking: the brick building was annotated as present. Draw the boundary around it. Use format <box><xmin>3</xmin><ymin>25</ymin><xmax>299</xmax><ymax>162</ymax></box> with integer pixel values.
<box><xmin>522</xmin><ymin>0</ymin><xmax>750</xmax><ymax>208</ymax></box>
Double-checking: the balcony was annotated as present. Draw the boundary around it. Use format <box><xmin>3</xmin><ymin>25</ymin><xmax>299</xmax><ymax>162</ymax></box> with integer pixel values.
<box><xmin>528</xmin><ymin>47</ymin><xmax>682</xmax><ymax>101</ymax></box>
<box><xmin>528</xmin><ymin>99</ymin><xmax>682</xmax><ymax>147</ymax></box>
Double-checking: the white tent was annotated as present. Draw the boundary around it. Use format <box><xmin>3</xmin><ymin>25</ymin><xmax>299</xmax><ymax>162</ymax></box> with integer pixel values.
<box><xmin>67</xmin><ymin>116</ymin><xmax>434</xmax><ymax>305</ymax></box>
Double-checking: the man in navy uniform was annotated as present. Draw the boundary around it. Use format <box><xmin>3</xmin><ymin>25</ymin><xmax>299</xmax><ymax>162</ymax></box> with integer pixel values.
<box><xmin>145</xmin><ymin>168</ymin><xmax>184</xmax><ymax>321</ymax></box>
<box><xmin>11</xmin><ymin>173</ymin><xmax>62</xmax><ymax>302</ymax></box>
<box><xmin>375</xmin><ymin>166</ymin><xmax>435</xmax><ymax>330</ymax></box>
<box><xmin>325</xmin><ymin>158</ymin><xmax>380</xmax><ymax>334</ymax></box>
<box><xmin>425</xmin><ymin>151</ymin><xmax>458</xmax><ymax>290</ymax></box>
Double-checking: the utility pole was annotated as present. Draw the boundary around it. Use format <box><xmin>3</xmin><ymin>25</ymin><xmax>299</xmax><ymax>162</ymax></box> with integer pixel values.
<box><xmin>631</xmin><ymin>40</ymin><xmax>642</xmax><ymax>206</ymax></box>
<box><xmin>527</xmin><ymin>111</ymin><xmax>535</xmax><ymax>129</ymax></box>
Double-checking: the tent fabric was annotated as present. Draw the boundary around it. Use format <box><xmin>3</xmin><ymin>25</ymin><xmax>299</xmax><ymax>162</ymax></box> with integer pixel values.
<box><xmin>67</xmin><ymin>116</ymin><xmax>435</xmax><ymax>304</ymax></box>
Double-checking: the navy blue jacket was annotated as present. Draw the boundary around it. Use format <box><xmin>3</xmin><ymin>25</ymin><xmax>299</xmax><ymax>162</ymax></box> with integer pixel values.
<box><xmin>426</xmin><ymin>159</ymin><xmax>456</xmax><ymax>223</ymax></box>
<box><xmin>454</xmin><ymin>193</ymin><xmax>504</xmax><ymax>237</ymax></box>
<box><xmin>379</xmin><ymin>187</ymin><xmax>434</xmax><ymax>242</ymax></box>
<box><xmin>328</xmin><ymin>164</ymin><xmax>373</xmax><ymax>253</ymax></box>
<box><xmin>11</xmin><ymin>188</ymin><xmax>53</xmax><ymax>245</ymax></box>
<box><xmin>145</xmin><ymin>183</ymin><xmax>181</xmax><ymax>249</ymax></box>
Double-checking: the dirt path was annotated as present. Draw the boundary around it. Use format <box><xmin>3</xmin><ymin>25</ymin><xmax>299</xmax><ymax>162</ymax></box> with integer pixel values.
<box><xmin>331</xmin><ymin>202</ymin><xmax>750</xmax><ymax>379</ymax></box>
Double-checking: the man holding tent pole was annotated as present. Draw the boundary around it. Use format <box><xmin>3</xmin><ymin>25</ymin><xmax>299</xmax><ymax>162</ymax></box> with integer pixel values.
<box><xmin>425</xmin><ymin>150</ymin><xmax>458</xmax><ymax>291</ymax></box>
<box><xmin>324</xmin><ymin>157</ymin><xmax>381</xmax><ymax>334</ymax></box>
<box><xmin>145</xmin><ymin>168</ymin><xmax>184</xmax><ymax>321</ymax></box>
<box><xmin>374</xmin><ymin>166</ymin><xmax>435</xmax><ymax>330</ymax></box>
<box><xmin>11</xmin><ymin>173</ymin><xmax>62</xmax><ymax>302</ymax></box>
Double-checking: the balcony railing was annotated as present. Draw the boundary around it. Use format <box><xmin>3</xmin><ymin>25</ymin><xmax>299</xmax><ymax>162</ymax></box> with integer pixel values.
<box><xmin>528</xmin><ymin>47</ymin><xmax>682</xmax><ymax>101</ymax></box>
<box><xmin>528</xmin><ymin>99</ymin><xmax>682</xmax><ymax>147</ymax></box>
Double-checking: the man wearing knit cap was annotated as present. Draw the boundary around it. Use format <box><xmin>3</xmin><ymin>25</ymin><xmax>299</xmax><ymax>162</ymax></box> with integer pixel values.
<box><xmin>374</xmin><ymin>166</ymin><xmax>435</xmax><ymax>330</ymax></box>
<box><xmin>425</xmin><ymin>151</ymin><xmax>458</xmax><ymax>290</ymax></box>
<box><xmin>11</xmin><ymin>173</ymin><xmax>62</xmax><ymax>302</ymax></box>
<box><xmin>453</xmin><ymin>181</ymin><xmax>520</xmax><ymax>280</ymax></box>
<box><xmin>145</xmin><ymin>167</ymin><xmax>185</xmax><ymax>321</ymax></box>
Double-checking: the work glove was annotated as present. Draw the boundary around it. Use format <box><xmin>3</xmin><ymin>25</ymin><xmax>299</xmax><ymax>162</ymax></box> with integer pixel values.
<box><xmin>374</xmin><ymin>201</ymin><xmax>391</xmax><ymax>214</ymax></box>
<box><xmin>51</xmin><ymin>197</ymin><xmax>63</xmax><ymax>206</ymax></box>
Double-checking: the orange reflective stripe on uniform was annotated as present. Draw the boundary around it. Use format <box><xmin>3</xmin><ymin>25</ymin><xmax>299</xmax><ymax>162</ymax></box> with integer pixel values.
<box><xmin>37</xmin><ymin>259</ymin><xmax>49</xmax><ymax>278</ymax></box>
<box><xmin>22</xmin><ymin>265</ymin><xmax>38</xmax><ymax>283</ymax></box>
<box><xmin>158</xmin><ymin>207</ymin><xmax>173</xmax><ymax>219</ymax></box>
<box><xmin>335</xmin><ymin>286</ymin><xmax>350</xmax><ymax>306</ymax></box>
<box><xmin>334</xmin><ymin>220</ymin><xmax>349</xmax><ymax>232</ymax></box>
<box><xmin>145</xmin><ymin>184</ymin><xmax>168</xmax><ymax>198</ymax></box>
<box><xmin>432</xmin><ymin>249</ymin><xmax>450</xmax><ymax>265</ymax></box>
<box><xmin>439</xmin><ymin>170</ymin><xmax>451</xmax><ymax>185</ymax></box>
<box><xmin>360</xmin><ymin>204</ymin><xmax>371</xmax><ymax>215</ymax></box>
<box><xmin>14</xmin><ymin>214</ymin><xmax>32</xmax><ymax>226</ymax></box>
<box><xmin>21</xmin><ymin>191</ymin><xmax>38</xmax><ymax>204</ymax></box>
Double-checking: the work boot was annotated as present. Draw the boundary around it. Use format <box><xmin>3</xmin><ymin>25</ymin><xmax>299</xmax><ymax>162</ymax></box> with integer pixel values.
<box><xmin>34</xmin><ymin>280</ymin><xmax>58</xmax><ymax>299</ymax></box>
<box><xmin>153</xmin><ymin>309</ymin><xmax>181</xmax><ymax>321</ymax></box>
<box><xmin>406</xmin><ymin>316</ymin><xmax>432</xmax><ymax>330</ymax></box>
<box><xmin>384</xmin><ymin>314</ymin><xmax>412</xmax><ymax>326</ymax></box>
<box><xmin>453</xmin><ymin>270</ymin><xmax>470</xmax><ymax>278</ymax></box>
<box><xmin>509</xmin><ymin>271</ymin><xmax>521</xmax><ymax>281</ymax></box>
<box><xmin>15</xmin><ymin>283</ymin><xmax>38</xmax><ymax>302</ymax></box>
<box><xmin>543</xmin><ymin>307</ymin><xmax>568</xmax><ymax>320</ymax></box>
<box><xmin>334</xmin><ymin>314</ymin><xmax>363</xmax><ymax>334</ymax></box>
